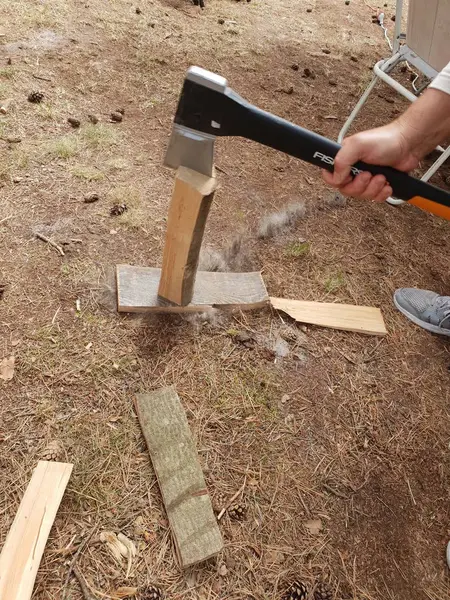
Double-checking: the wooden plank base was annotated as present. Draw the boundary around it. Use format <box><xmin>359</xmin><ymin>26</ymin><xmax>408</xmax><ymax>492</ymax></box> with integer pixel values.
<box><xmin>270</xmin><ymin>297</ymin><xmax>387</xmax><ymax>336</ymax></box>
<box><xmin>135</xmin><ymin>387</ymin><xmax>223</xmax><ymax>567</ymax></box>
<box><xmin>117</xmin><ymin>265</ymin><xmax>269</xmax><ymax>313</ymax></box>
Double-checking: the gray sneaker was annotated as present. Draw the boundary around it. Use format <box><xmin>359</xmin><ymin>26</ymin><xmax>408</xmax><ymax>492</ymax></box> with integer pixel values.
<box><xmin>394</xmin><ymin>288</ymin><xmax>450</xmax><ymax>336</ymax></box>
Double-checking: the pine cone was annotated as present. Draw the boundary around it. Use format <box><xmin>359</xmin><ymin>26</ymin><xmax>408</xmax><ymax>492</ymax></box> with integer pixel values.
<box><xmin>40</xmin><ymin>440</ymin><xmax>64</xmax><ymax>461</ymax></box>
<box><xmin>28</xmin><ymin>91</ymin><xmax>44</xmax><ymax>104</ymax></box>
<box><xmin>140</xmin><ymin>585</ymin><xmax>163</xmax><ymax>600</ymax></box>
<box><xmin>212</xmin><ymin>492</ymin><xmax>226</xmax><ymax>514</ymax></box>
<box><xmin>228</xmin><ymin>502</ymin><xmax>246</xmax><ymax>521</ymax></box>
<box><xmin>283</xmin><ymin>580</ymin><xmax>308</xmax><ymax>600</ymax></box>
<box><xmin>314</xmin><ymin>581</ymin><xmax>333</xmax><ymax>600</ymax></box>
<box><xmin>110</xmin><ymin>203</ymin><xmax>127</xmax><ymax>216</ymax></box>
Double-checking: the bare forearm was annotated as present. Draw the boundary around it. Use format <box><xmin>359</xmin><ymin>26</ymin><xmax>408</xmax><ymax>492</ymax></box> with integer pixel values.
<box><xmin>396</xmin><ymin>88</ymin><xmax>450</xmax><ymax>159</ymax></box>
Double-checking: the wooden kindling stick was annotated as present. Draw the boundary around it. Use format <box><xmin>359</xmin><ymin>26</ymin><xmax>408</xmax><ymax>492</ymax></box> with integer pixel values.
<box><xmin>157</xmin><ymin>166</ymin><xmax>217</xmax><ymax>306</ymax></box>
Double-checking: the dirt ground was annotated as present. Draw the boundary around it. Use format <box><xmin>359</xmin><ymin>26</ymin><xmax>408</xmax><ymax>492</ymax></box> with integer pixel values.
<box><xmin>1</xmin><ymin>1</ymin><xmax>449</xmax><ymax>599</ymax></box>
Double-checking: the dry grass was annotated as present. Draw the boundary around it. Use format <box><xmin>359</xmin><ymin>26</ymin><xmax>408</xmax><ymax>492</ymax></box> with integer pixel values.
<box><xmin>49</xmin><ymin>135</ymin><xmax>80</xmax><ymax>159</ymax></box>
<box><xmin>0</xmin><ymin>1</ymin><xmax>449</xmax><ymax>600</ymax></box>
<box><xmin>285</xmin><ymin>240</ymin><xmax>310</xmax><ymax>258</ymax></box>
<box><xmin>70</xmin><ymin>164</ymin><xmax>105</xmax><ymax>181</ymax></box>
<box><xmin>80</xmin><ymin>124</ymin><xmax>122</xmax><ymax>150</ymax></box>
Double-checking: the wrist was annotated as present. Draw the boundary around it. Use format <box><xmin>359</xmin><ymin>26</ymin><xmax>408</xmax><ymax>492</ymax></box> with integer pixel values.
<box><xmin>395</xmin><ymin>88</ymin><xmax>450</xmax><ymax>159</ymax></box>
<box><xmin>395</xmin><ymin>115</ymin><xmax>427</xmax><ymax>159</ymax></box>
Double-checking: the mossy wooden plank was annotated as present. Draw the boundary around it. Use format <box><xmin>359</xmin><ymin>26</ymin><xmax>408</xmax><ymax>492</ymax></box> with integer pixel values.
<box><xmin>117</xmin><ymin>266</ymin><xmax>269</xmax><ymax>313</ymax></box>
<box><xmin>135</xmin><ymin>387</ymin><xmax>223</xmax><ymax>567</ymax></box>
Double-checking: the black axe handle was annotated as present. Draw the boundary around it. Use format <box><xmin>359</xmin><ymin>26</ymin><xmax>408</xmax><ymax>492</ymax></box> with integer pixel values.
<box><xmin>176</xmin><ymin>80</ymin><xmax>450</xmax><ymax>214</ymax></box>
<box><xmin>235</xmin><ymin>102</ymin><xmax>450</xmax><ymax>210</ymax></box>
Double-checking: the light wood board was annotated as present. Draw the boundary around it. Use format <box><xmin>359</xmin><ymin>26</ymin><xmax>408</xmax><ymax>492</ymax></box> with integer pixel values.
<box><xmin>117</xmin><ymin>265</ymin><xmax>269</xmax><ymax>313</ymax></box>
<box><xmin>158</xmin><ymin>167</ymin><xmax>217</xmax><ymax>306</ymax></box>
<box><xmin>135</xmin><ymin>387</ymin><xmax>223</xmax><ymax>568</ymax></box>
<box><xmin>270</xmin><ymin>297</ymin><xmax>387</xmax><ymax>336</ymax></box>
<box><xmin>0</xmin><ymin>461</ymin><xmax>73</xmax><ymax>600</ymax></box>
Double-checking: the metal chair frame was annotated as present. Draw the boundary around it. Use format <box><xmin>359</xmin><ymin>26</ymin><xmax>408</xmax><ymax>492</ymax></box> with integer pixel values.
<box><xmin>337</xmin><ymin>0</ymin><xmax>450</xmax><ymax>206</ymax></box>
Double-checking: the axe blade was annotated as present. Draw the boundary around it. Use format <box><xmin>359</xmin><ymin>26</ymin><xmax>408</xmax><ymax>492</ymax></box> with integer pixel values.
<box><xmin>164</xmin><ymin>125</ymin><xmax>216</xmax><ymax>177</ymax></box>
<box><xmin>164</xmin><ymin>67</ymin><xmax>228</xmax><ymax>177</ymax></box>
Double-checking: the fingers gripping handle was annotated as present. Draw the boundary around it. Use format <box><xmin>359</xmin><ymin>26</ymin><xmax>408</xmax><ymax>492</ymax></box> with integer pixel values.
<box><xmin>239</xmin><ymin>104</ymin><xmax>450</xmax><ymax>213</ymax></box>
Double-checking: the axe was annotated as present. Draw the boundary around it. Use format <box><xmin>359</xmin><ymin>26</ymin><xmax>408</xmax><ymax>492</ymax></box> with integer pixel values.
<box><xmin>165</xmin><ymin>66</ymin><xmax>450</xmax><ymax>221</ymax></box>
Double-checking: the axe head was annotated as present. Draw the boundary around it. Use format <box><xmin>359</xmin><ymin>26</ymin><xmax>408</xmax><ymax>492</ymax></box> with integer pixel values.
<box><xmin>164</xmin><ymin>67</ymin><xmax>229</xmax><ymax>177</ymax></box>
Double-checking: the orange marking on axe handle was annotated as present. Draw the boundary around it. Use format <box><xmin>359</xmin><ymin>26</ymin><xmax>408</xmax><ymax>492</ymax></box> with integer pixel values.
<box><xmin>409</xmin><ymin>196</ymin><xmax>450</xmax><ymax>221</ymax></box>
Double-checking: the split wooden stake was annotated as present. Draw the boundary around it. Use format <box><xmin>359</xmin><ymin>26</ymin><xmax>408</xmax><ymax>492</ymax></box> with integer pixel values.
<box><xmin>158</xmin><ymin>167</ymin><xmax>217</xmax><ymax>306</ymax></box>
<box><xmin>270</xmin><ymin>297</ymin><xmax>387</xmax><ymax>336</ymax></box>
<box><xmin>0</xmin><ymin>461</ymin><xmax>73</xmax><ymax>600</ymax></box>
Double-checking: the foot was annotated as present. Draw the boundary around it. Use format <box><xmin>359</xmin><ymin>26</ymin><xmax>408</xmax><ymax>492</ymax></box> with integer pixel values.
<box><xmin>393</xmin><ymin>288</ymin><xmax>450</xmax><ymax>336</ymax></box>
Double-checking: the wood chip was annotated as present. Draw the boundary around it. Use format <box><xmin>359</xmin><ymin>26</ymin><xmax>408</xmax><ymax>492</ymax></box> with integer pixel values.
<box><xmin>0</xmin><ymin>355</ymin><xmax>15</xmax><ymax>381</ymax></box>
<box><xmin>117</xmin><ymin>533</ymin><xmax>136</xmax><ymax>578</ymax></box>
<box><xmin>114</xmin><ymin>587</ymin><xmax>138</xmax><ymax>598</ymax></box>
<box><xmin>304</xmin><ymin>519</ymin><xmax>323</xmax><ymax>534</ymax></box>
<box><xmin>99</xmin><ymin>531</ymin><xmax>128</xmax><ymax>564</ymax></box>
<box><xmin>0</xmin><ymin>98</ymin><xmax>13</xmax><ymax>114</ymax></box>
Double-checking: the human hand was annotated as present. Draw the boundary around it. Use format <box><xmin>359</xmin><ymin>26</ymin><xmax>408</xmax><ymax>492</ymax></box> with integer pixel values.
<box><xmin>322</xmin><ymin>122</ymin><xmax>420</xmax><ymax>202</ymax></box>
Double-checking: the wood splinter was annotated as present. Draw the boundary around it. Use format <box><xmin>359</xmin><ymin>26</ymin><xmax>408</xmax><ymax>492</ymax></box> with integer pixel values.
<box><xmin>270</xmin><ymin>297</ymin><xmax>387</xmax><ymax>336</ymax></box>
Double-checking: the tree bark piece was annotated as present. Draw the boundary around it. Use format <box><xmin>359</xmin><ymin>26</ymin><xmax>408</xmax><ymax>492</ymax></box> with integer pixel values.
<box><xmin>116</xmin><ymin>266</ymin><xmax>268</xmax><ymax>312</ymax></box>
<box><xmin>0</xmin><ymin>461</ymin><xmax>73</xmax><ymax>600</ymax></box>
<box><xmin>158</xmin><ymin>167</ymin><xmax>217</xmax><ymax>306</ymax></box>
<box><xmin>270</xmin><ymin>297</ymin><xmax>387</xmax><ymax>336</ymax></box>
<box><xmin>135</xmin><ymin>388</ymin><xmax>223</xmax><ymax>568</ymax></box>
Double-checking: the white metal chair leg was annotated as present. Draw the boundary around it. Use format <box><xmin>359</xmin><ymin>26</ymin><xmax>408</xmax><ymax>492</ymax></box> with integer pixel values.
<box><xmin>373</xmin><ymin>60</ymin><xmax>418</xmax><ymax>103</ymax></box>
<box><xmin>421</xmin><ymin>145</ymin><xmax>450</xmax><ymax>182</ymax></box>
<box><xmin>387</xmin><ymin>145</ymin><xmax>450</xmax><ymax>206</ymax></box>
<box><xmin>393</xmin><ymin>0</ymin><xmax>403</xmax><ymax>54</ymax></box>
<box><xmin>338</xmin><ymin>56</ymin><xmax>402</xmax><ymax>144</ymax></box>
<box><xmin>337</xmin><ymin>75</ymin><xmax>379</xmax><ymax>143</ymax></box>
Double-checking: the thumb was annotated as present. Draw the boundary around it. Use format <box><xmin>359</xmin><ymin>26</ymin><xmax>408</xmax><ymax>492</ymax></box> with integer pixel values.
<box><xmin>332</xmin><ymin>139</ymin><xmax>364</xmax><ymax>185</ymax></box>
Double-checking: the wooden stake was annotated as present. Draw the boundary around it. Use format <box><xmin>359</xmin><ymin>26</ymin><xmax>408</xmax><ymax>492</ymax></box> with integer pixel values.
<box><xmin>135</xmin><ymin>387</ymin><xmax>223</xmax><ymax>568</ymax></box>
<box><xmin>0</xmin><ymin>461</ymin><xmax>73</xmax><ymax>600</ymax></box>
<box><xmin>158</xmin><ymin>167</ymin><xmax>217</xmax><ymax>306</ymax></box>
